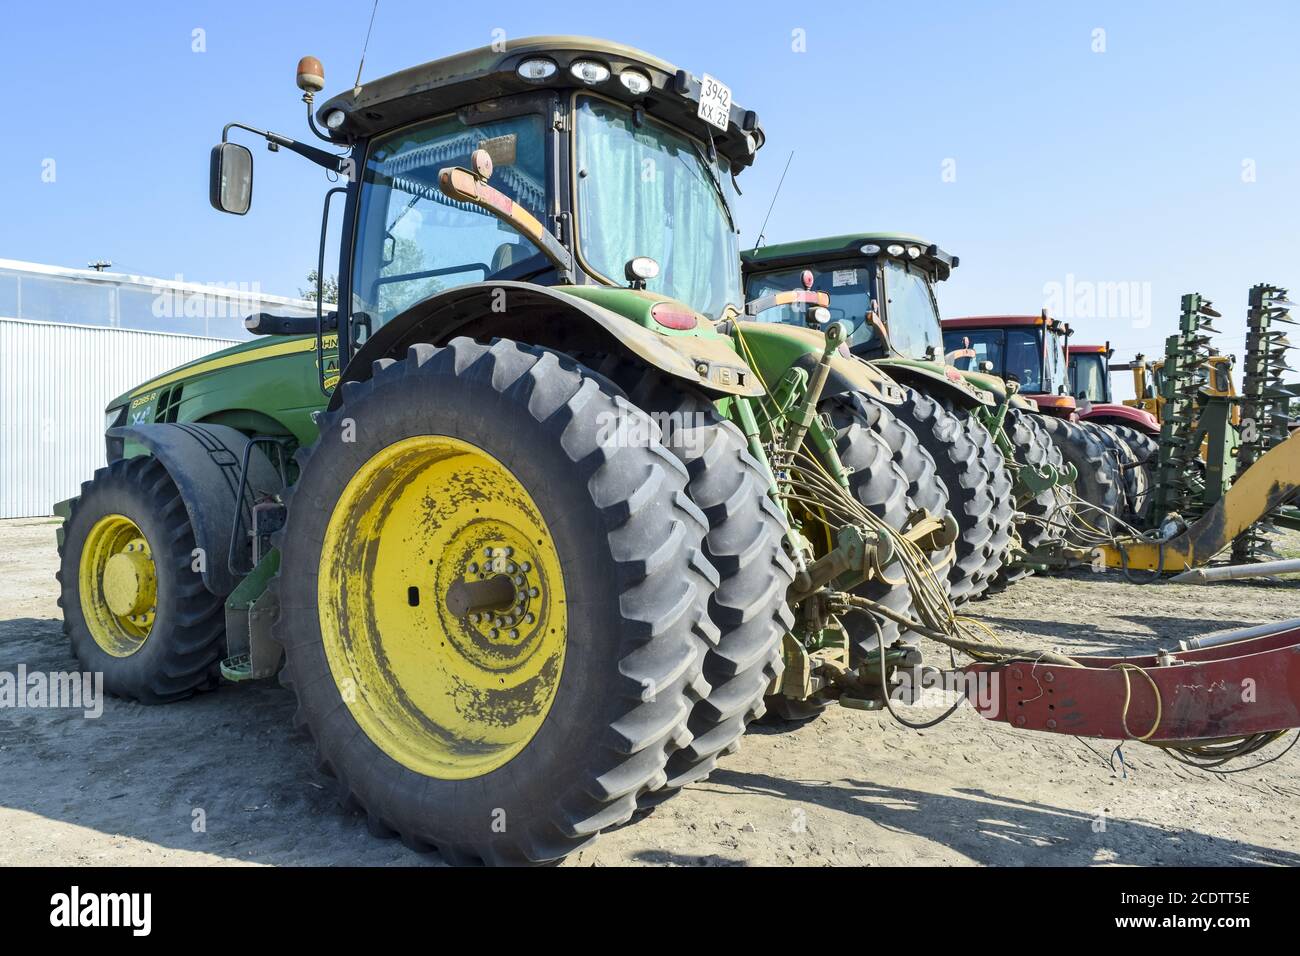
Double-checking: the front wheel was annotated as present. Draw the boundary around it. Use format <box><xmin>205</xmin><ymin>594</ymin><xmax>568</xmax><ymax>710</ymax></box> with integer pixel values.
<box><xmin>57</xmin><ymin>455</ymin><xmax>225</xmax><ymax>703</ymax></box>
<box><xmin>273</xmin><ymin>338</ymin><xmax>720</xmax><ymax>865</ymax></box>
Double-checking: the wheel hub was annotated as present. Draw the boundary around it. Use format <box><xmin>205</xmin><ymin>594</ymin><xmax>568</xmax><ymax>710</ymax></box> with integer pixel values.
<box><xmin>462</xmin><ymin>547</ymin><xmax>545</xmax><ymax>647</ymax></box>
<box><xmin>102</xmin><ymin>543</ymin><xmax>156</xmax><ymax>617</ymax></box>
<box><xmin>318</xmin><ymin>435</ymin><xmax>567</xmax><ymax>780</ymax></box>
<box><xmin>78</xmin><ymin>515</ymin><xmax>156</xmax><ymax>657</ymax></box>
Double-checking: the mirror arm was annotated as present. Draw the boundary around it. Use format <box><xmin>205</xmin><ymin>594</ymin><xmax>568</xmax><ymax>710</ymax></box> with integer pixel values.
<box><xmin>437</xmin><ymin>166</ymin><xmax>574</xmax><ymax>282</ymax></box>
<box><xmin>222</xmin><ymin>121</ymin><xmax>349</xmax><ymax>174</ymax></box>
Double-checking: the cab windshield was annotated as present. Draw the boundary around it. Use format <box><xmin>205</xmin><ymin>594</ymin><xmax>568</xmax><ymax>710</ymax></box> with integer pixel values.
<box><xmin>944</xmin><ymin>327</ymin><xmax>1046</xmax><ymax>392</ymax></box>
<box><xmin>1071</xmin><ymin>352</ymin><xmax>1110</xmax><ymax>402</ymax></box>
<box><xmin>743</xmin><ymin>257</ymin><xmax>944</xmax><ymax>359</ymax></box>
<box><xmin>574</xmin><ymin>96</ymin><xmax>741</xmax><ymax>319</ymax></box>
<box><xmin>945</xmin><ymin>326</ymin><xmax>1068</xmax><ymax>395</ymax></box>
<box><xmin>744</xmin><ymin>261</ymin><xmax>878</xmax><ymax>350</ymax></box>
<box><xmin>351</xmin><ymin>112</ymin><xmax>550</xmax><ymax>329</ymax></box>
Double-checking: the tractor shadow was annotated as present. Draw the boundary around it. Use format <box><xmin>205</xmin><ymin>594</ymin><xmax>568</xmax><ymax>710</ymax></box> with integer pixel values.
<box><xmin>0</xmin><ymin>616</ymin><xmax>444</xmax><ymax>866</ymax></box>
<box><xmin>964</xmin><ymin>612</ymin><xmax>1258</xmax><ymax>657</ymax></box>
<box><xmin>704</xmin><ymin>768</ymin><xmax>1299</xmax><ymax>866</ymax></box>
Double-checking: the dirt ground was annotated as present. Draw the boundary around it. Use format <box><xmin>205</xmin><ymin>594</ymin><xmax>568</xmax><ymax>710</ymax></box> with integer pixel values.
<box><xmin>3</xmin><ymin>516</ymin><xmax>1299</xmax><ymax>867</ymax></box>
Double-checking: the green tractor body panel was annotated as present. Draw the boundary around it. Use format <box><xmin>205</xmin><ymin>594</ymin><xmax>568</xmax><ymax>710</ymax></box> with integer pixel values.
<box><xmin>872</xmin><ymin>356</ymin><xmax>1000</xmax><ymax>408</ymax></box>
<box><xmin>555</xmin><ymin>286</ymin><xmax>727</xmax><ymax>341</ymax></box>
<box><xmin>731</xmin><ymin>320</ymin><xmax>905</xmax><ymax>405</ymax></box>
<box><xmin>107</xmin><ymin>333</ymin><xmax>338</xmax><ymax>450</ymax></box>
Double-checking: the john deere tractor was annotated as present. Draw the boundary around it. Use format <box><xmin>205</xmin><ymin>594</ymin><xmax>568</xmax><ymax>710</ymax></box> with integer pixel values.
<box><xmin>55</xmin><ymin>38</ymin><xmax>1300</xmax><ymax>866</ymax></box>
<box><xmin>57</xmin><ymin>38</ymin><xmax>965</xmax><ymax>864</ymax></box>
<box><xmin>741</xmin><ymin>234</ymin><xmax>1082</xmax><ymax>592</ymax></box>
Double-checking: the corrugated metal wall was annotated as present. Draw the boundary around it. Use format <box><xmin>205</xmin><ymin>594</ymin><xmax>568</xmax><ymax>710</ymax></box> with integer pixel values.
<box><xmin>0</xmin><ymin>318</ymin><xmax>236</xmax><ymax>518</ymax></box>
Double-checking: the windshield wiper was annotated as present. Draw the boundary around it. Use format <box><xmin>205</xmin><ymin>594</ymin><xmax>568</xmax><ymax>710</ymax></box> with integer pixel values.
<box><xmin>689</xmin><ymin>138</ymin><xmax>736</xmax><ymax>233</ymax></box>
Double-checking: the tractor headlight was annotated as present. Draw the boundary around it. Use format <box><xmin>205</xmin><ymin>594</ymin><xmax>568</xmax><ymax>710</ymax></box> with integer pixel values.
<box><xmin>619</xmin><ymin>70</ymin><xmax>651</xmax><ymax>95</ymax></box>
<box><xmin>324</xmin><ymin>109</ymin><xmax>346</xmax><ymax>130</ymax></box>
<box><xmin>516</xmin><ymin>58</ymin><xmax>557</xmax><ymax>82</ymax></box>
<box><xmin>570</xmin><ymin>60</ymin><xmax>611</xmax><ymax>85</ymax></box>
<box><xmin>105</xmin><ymin>406</ymin><xmax>126</xmax><ymax>431</ymax></box>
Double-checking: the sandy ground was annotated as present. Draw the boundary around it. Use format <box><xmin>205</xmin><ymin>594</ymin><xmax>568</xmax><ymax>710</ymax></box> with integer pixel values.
<box><xmin>2</xmin><ymin>516</ymin><xmax>1299</xmax><ymax>867</ymax></box>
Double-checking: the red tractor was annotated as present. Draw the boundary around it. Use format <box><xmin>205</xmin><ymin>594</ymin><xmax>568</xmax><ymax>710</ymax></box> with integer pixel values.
<box><xmin>942</xmin><ymin>314</ymin><xmax>1155</xmax><ymax>526</ymax></box>
<box><xmin>940</xmin><ymin>312</ymin><xmax>1076</xmax><ymax>417</ymax></box>
<box><xmin>1067</xmin><ymin>342</ymin><xmax>1160</xmax><ymax>436</ymax></box>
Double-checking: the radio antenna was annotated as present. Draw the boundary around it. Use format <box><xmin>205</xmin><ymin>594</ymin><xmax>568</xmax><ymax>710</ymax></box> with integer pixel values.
<box><xmin>754</xmin><ymin>150</ymin><xmax>793</xmax><ymax>248</ymax></box>
<box><xmin>353</xmin><ymin>0</ymin><xmax>380</xmax><ymax>97</ymax></box>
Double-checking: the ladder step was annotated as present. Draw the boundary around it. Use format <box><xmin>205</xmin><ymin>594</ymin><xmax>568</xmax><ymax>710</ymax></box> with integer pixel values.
<box><xmin>220</xmin><ymin>653</ymin><xmax>253</xmax><ymax>682</ymax></box>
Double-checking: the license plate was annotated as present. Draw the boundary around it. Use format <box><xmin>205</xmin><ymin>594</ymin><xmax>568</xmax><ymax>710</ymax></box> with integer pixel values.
<box><xmin>696</xmin><ymin>74</ymin><xmax>732</xmax><ymax>132</ymax></box>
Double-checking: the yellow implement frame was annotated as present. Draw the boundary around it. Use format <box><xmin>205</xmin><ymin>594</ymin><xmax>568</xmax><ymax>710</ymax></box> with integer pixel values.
<box><xmin>1099</xmin><ymin>428</ymin><xmax>1300</xmax><ymax>572</ymax></box>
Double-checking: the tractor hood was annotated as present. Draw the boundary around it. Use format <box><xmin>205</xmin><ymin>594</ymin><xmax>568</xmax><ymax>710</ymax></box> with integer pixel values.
<box><xmin>107</xmin><ymin>334</ymin><xmax>323</xmax><ymax>412</ymax></box>
<box><xmin>731</xmin><ymin>320</ymin><xmax>907</xmax><ymax>407</ymax></box>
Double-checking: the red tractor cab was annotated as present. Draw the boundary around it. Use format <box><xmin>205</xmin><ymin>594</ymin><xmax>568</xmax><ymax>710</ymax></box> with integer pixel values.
<box><xmin>940</xmin><ymin>313</ymin><xmax>1076</xmax><ymax>417</ymax></box>
<box><xmin>1067</xmin><ymin>343</ymin><xmax>1160</xmax><ymax>435</ymax></box>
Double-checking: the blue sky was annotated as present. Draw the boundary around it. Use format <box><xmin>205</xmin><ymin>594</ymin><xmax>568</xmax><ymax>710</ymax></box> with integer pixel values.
<box><xmin>2</xmin><ymin>1</ymin><xmax>1297</xmax><ymax>393</ymax></box>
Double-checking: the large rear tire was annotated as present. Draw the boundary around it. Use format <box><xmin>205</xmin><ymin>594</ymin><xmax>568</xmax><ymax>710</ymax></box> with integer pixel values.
<box><xmin>57</xmin><ymin>455</ymin><xmax>225</xmax><ymax>703</ymax></box>
<box><xmin>1108</xmin><ymin>424</ymin><xmax>1157</xmax><ymax>526</ymax></box>
<box><xmin>273</xmin><ymin>338</ymin><xmax>720</xmax><ymax>865</ymax></box>
<box><xmin>988</xmin><ymin>407</ymin><xmax>1068</xmax><ymax>590</ymax></box>
<box><xmin>1038</xmin><ymin>416</ymin><xmax>1122</xmax><ymax>539</ymax></box>
<box><xmin>885</xmin><ymin>388</ymin><xmax>1012</xmax><ymax>603</ymax></box>
<box><xmin>598</xmin><ymin>366</ymin><xmax>794</xmax><ymax>791</ymax></box>
<box><xmin>829</xmin><ymin>391</ymin><xmax>952</xmax><ymax>663</ymax></box>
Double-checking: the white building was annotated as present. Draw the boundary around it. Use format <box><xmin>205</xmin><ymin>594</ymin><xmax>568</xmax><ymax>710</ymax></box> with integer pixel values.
<box><xmin>0</xmin><ymin>259</ymin><xmax>317</xmax><ymax>518</ymax></box>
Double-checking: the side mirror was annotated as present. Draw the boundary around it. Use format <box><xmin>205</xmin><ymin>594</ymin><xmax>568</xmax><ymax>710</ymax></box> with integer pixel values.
<box><xmin>210</xmin><ymin>142</ymin><xmax>253</xmax><ymax>215</ymax></box>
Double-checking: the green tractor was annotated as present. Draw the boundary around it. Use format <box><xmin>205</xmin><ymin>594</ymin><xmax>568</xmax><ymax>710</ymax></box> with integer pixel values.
<box><xmin>57</xmin><ymin>38</ymin><xmax>963</xmax><ymax>864</ymax></box>
<box><xmin>742</xmin><ymin>234</ymin><xmax>1078</xmax><ymax>590</ymax></box>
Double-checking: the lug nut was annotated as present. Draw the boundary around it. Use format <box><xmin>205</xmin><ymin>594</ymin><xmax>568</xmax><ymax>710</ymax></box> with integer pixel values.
<box><xmin>509</xmin><ymin>629</ymin><xmax>519</xmax><ymax>639</ymax></box>
<box><xmin>468</xmin><ymin>562</ymin><xmax>478</xmax><ymax>574</ymax></box>
<box><xmin>513</xmin><ymin>575</ymin><xmax>524</xmax><ymax>585</ymax></box>
<box><xmin>525</xmin><ymin>613</ymin><xmax>535</xmax><ymax>625</ymax></box>
<box><xmin>528</xmin><ymin>587</ymin><xmax>539</xmax><ymax>598</ymax></box>
<box><xmin>489</xmin><ymin>628</ymin><xmax>499</xmax><ymax>639</ymax></box>
<box><xmin>520</xmin><ymin>562</ymin><xmax>531</xmax><ymax>572</ymax></box>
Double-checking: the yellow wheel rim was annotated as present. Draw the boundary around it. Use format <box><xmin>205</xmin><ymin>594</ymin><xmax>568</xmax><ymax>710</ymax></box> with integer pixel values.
<box><xmin>78</xmin><ymin>514</ymin><xmax>156</xmax><ymax>657</ymax></box>
<box><xmin>319</xmin><ymin>435</ymin><xmax>567</xmax><ymax>780</ymax></box>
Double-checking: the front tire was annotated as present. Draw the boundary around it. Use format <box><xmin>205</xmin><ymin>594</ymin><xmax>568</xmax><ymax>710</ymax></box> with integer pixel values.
<box><xmin>273</xmin><ymin>338</ymin><xmax>720</xmax><ymax>865</ymax></box>
<box><xmin>57</xmin><ymin>455</ymin><xmax>225</xmax><ymax>703</ymax></box>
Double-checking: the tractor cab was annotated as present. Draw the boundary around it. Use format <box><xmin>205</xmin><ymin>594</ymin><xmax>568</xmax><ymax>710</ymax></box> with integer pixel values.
<box><xmin>1069</xmin><ymin>343</ymin><xmax>1161</xmax><ymax>433</ymax></box>
<box><xmin>209</xmin><ymin>37</ymin><xmax>763</xmax><ymax>380</ymax></box>
<box><xmin>941</xmin><ymin>313</ymin><xmax>1075</xmax><ymax>415</ymax></box>
<box><xmin>1067</xmin><ymin>343</ymin><xmax>1111</xmax><ymax>403</ymax></box>
<box><xmin>740</xmin><ymin>234</ymin><xmax>955</xmax><ymax>362</ymax></box>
